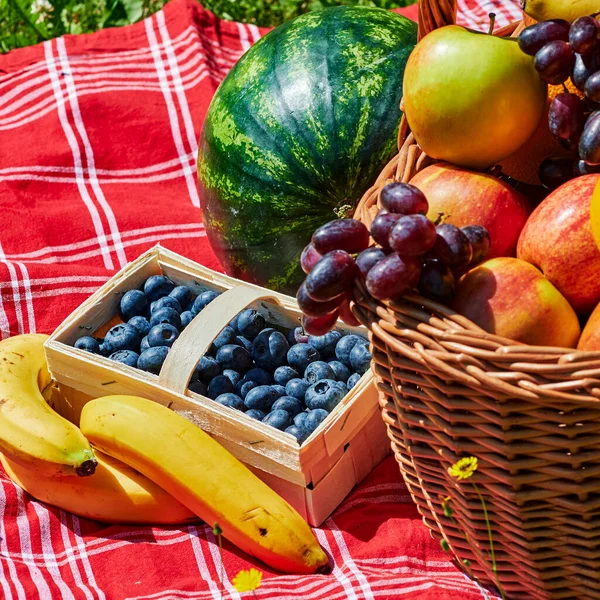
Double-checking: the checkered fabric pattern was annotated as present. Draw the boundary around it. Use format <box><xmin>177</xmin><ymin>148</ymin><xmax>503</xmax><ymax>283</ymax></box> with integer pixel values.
<box><xmin>0</xmin><ymin>1</ymin><xmax>520</xmax><ymax>598</ymax></box>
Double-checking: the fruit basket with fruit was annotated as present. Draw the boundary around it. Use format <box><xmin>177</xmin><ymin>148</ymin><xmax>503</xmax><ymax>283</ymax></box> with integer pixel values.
<box><xmin>44</xmin><ymin>245</ymin><xmax>389</xmax><ymax>527</ymax></box>
<box><xmin>293</xmin><ymin>1</ymin><xmax>600</xmax><ymax>598</ymax></box>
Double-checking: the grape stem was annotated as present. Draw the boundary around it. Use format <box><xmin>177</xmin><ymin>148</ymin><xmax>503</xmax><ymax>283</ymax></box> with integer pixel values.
<box><xmin>487</xmin><ymin>13</ymin><xmax>496</xmax><ymax>35</ymax></box>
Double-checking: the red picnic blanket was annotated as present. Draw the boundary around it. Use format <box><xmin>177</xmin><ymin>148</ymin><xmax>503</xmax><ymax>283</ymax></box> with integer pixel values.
<box><xmin>0</xmin><ymin>1</ymin><xmax>521</xmax><ymax>598</ymax></box>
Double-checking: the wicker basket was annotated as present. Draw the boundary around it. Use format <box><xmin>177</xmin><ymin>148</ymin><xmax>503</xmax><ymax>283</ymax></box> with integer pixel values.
<box><xmin>352</xmin><ymin>3</ymin><xmax>600</xmax><ymax>599</ymax></box>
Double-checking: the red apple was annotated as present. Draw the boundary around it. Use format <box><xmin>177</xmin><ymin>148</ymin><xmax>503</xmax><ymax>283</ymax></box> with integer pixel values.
<box><xmin>409</xmin><ymin>163</ymin><xmax>530</xmax><ymax>259</ymax></box>
<box><xmin>454</xmin><ymin>257</ymin><xmax>580</xmax><ymax>348</ymax></box>
<box><xmin>517</xmin><ymin>174</ymin><xmax>600</xmax><ymax>315</ymax></box>
<box><xmin>578</xmin><ymin>303</ymin><xmax>600</xmax><ymax>351</ymax></box>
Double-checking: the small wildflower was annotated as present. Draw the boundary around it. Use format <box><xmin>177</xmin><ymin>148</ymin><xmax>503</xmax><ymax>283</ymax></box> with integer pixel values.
<box><xmin>232</xmin><ymin>568</ymin><xmax>263</xmax><ymax>593</ymax></box>
<box><xmin>463</xmin><ymin>559</ymin><xmax>471</xmax><ymax>567</ymax></box>
<box><xmin>31</xmin><ymin>0</ymin><xmax>53</xmax><ymax>23</ymax></box>
<box><xmin>441</xmin><ymin>495</ymin><xmax>453</xmax><ymax>517</ymax></box>
<box><xmin>213</xmin><ymin>523</ymin><xmax>223</xmax><ymax>536</ymax></box>
<box><xmin>440</xmin><ymin>539</ymin><xmax>450</xmax><ymax>552</ymax></box>
<box><xmin>448</xmin><ymin>456</ymin><xmax>478</xmax><ymax>480</ymax></box>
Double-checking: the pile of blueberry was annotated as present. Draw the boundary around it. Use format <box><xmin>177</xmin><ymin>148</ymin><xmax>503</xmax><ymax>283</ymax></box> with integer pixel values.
<box><xmin>73</xmin><ymin>274</ymin><xmax>372</xmax><ymax>444</ymax></box>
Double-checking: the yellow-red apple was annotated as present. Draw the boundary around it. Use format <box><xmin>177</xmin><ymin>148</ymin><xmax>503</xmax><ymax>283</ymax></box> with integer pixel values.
<box><xmin>578</xmin><ymin>302</ymin><xmax>600</xmax><ymax>351</ymax></box>
<box><xmin>517</xmin><ymin>174</ymin><xmax>600</xmax><ymax>314</ymax></box>
<box><xmin>410</xmin><ymin>163</ymin><xmax>530</xmax><ymax>259</ymax></box>
<box><xmin>453</xmin><ymin>257</ymin><xmax>580</xmax><ymax>348</ymax></box>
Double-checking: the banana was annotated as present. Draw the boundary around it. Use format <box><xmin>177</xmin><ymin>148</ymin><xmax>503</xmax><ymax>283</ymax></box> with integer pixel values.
<box><xmin>1</xmin><ymin>450</ymin><xmax>197</xmax><ymax>525</ymax></box>
<box><xmin>80</xmin><ymin>395</ymin><xmax>330</xmax><ymax>574</ymax></box>
<box><xmin>521</xmin><ymin>0</ymin><xmax>600</xmax><ymax>23</ymax></box>
<box><xmin>0</xmin><ymin>334</ymin><xmax>96</xmax><ymax>477</ymax></box>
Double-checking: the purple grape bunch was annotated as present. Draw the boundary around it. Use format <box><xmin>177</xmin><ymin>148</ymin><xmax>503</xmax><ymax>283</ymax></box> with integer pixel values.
<box><xmin>297</xmin><ymin>183</ymin><xmax>491</xmax><ymax>335</ymax></box>
<box><xmin>518</xmin><ymin>16</ymin><xmax>600</xmax><ymax>187</ymax></box>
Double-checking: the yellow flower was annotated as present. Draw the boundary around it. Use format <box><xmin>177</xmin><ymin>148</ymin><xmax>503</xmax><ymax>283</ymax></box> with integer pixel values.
<box><xmin>448</xmin><ymin>457</ymin><xmax>478</xmax><ymax>480</ymax></box>
<box><xmin>232</xmin><ymin>568</ymin><xmax>263</xmax><ymax>593</ymax></box>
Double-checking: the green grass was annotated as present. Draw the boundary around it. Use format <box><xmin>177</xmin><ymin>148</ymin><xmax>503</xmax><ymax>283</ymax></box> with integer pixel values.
<box><xmin>0</xmin><ymin>0</ymin><xmax>415</xmax><ymax>53</ymax></box>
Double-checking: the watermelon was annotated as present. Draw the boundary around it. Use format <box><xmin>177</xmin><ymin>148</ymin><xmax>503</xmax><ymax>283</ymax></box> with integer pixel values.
<box><xmin>198</xmin><ymin>6</ymin><xmax>417</xmax><ymax>294</ymax></box>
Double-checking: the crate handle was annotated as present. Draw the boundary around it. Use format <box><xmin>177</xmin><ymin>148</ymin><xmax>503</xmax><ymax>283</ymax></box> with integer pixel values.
<box><xmin>158</xmin><ymin>285</ymin><xmax>283</xmax><ymax>395</ymax></box>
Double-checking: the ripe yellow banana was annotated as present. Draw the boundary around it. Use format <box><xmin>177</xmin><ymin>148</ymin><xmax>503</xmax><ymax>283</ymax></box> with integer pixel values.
<box><xmin>80</xmin><ymin>395</ymin><xmax>330</xmax><ymax>574</ymax></box>
<box><xmin>0</xmin><ymin>450</ymin><xmax>196</xmax><ymax>525</ymax></box>
<box><xmin>521</xmin><ymin>0</ymin><xmax>600</xmax><ymax>22</ymax></box>
<box><xmin>0</xmin><ymin>334</ymin><xmax>96</xmax><ymax>477</ymax></box>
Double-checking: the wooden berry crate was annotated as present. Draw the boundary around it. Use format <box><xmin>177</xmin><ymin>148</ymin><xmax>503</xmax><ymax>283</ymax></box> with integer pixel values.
<box><xmin>44</xmin><ymin>245</ymin><xmax>389</xmax><ymax>526</ymax></box>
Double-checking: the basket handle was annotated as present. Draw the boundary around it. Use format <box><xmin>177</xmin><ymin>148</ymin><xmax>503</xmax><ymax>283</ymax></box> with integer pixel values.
<box><xmin>417</xmin><ymin>0</ymin><xmax>457</xmax><ymax>39</ymax></box>
<box><xmin>158</xmin><ymin>286</ymin><xmax>283</xmax><ymax>395</ymax></box>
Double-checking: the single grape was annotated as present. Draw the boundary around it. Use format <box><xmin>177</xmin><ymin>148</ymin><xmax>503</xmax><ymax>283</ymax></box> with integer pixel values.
<box><xmin>574</xmin><ymin>159</ymin><xmax>600</xmax><ymax>175</ymax></box>
<box><xmin>356</xmin><ymin>247</ymin><xmax>387</xmax><ymax>277</ymax></box>
<box><xmin>585</xmin><ymin>70</ymin><xmax>600</xmax><ymax>102</ymax></box>
<box><xmin>548</xmin><ymin>93</ymin><xmax>586</xmax><ymax>139</ymax></box>
<box><xmin>538</xmin><ymin>157</ymin><xmax>575</xmax><ymax>190</ymax></box>
<box><xmin>304</xmin><ymin>250</ymin><xmax>357</xmax><ymax>301</ymax></box>
<box><xmin>388</xmin><ymin>214</ymin><xmax>437</xmax><ymax>256</ymax></box>
<box><xmin>569</xmin><ymin>16</ymin><xmax>599</xmax><ymax>55</ymax></box>
<box><xmin>571</xmin><ymin>52</ymin><xmax>599</xmax><ymax>90</ymax></box>
<box><xmin>311</xmin><ymin>219</ymin><xmax>370</xmax><ymax>255</ymax></box>
<box><xmin>296</xmin><ymin>281</ymin><xmax>343</xmax><ymax>317</ymax></box>
<box><xmin>432</xmin><ymin>224</ymin><xmax>473</xmax><ymax>270</ymax></box>
<box><xmin>535</xmin><ymin>41</ymin><xmax>574</xmax><ymax>84</ymax></box>
<box><xmin>418</xmin><ymin>259</ymin><xmax>456</xmax><ymax>305</ymax></box>
<box><xmin>300</xmin><ymin>244</ymin><xmax>322</xmax><ymax>274</ymax></box>
<box><xmin>365</xmin><ymin>253</ymin><xmax>421</xmax><ymax>301</ymax></box>
<box><xmin>380</xmin><ymin>182</ymin><xmax>428</xmax><ymax>215</ymax></box>
<box><xmin>302</xmin><ymin>313</ymin><xmax>339</xmax><ymax>336</ymax></box>
<box><xmin>461</xmin><ymin>225</ymin><xmax>491</xmax><ymax>266</ymax></box>
<box><xmin>370</xmin><ymin>211</ymin><xmax>402</xmax><ymax>250</ymax></box>
<box><xmin>579</xmin><ymin>111</ymin><xmax>600</xmax><ymax>165</ymax></box>
<box><xmin>338</xmin><ymin>295</ymin><xmax>360</xmax><ymax>327</ymax></box>
<box><xmin>518</xmin><ymin>20</ymin><xmax>570</xmax><ymax>56</ymax></box>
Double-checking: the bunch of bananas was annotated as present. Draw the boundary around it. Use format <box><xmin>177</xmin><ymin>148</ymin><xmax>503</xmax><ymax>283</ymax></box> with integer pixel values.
<box><xmin>0</xmin><ymin>334</ymin><xmax>329</xmax><ymax>574</ymax></box>
<box><xmin>522</xmin><ymin>0</ymin><xmax>600</xmax><ymax>23</ymax></box>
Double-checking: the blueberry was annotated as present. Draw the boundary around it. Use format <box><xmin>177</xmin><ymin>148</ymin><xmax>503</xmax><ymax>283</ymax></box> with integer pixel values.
<box><xmin>244</xmin><ymin>385</ymin><xmax>278</xmax><ymax>412</ymax></box>
<box><xmin>150</xmin><ymin>296</ymin><xmax>182</xmax><ymax>315</ymax></box>
<box><xmin>294</xmin><ymin>412</ymin><xmax>309</xmax><ymax>428</ymax></box>
<box><xmin>328</xmin><ymin>360</ymin><xmax>351</xmax><ymax>383</ymax></box>
<box><xmin>140</xmin><ymin>336</ymin><xmax>150</xmax><ymax>352</ymax></box>
<box><xmin>208</xmin><ymin>375</ymin><xmax>234</xmax><ymax>399</ymax></box>
<box><xmin>285</xmin><ymin>378</ymin><xmax>311</xmax><ymax>401</ymax></box>
<box><xmin>244</xmin><ymin>367</ymin><xmax>272</xmax><ymax>386</ymax></box>
<box><xmin>246</xmin><ymin>409</ymin><xmax>266</xmax><ymax>421</ymax></box>
<box><xmin>305</xmin><ymin>409</ymin><xmax>330</xmax><ymax>433</ymax></box>
<box><xmin>237</xmin><ymin>309</ymin><xmax>266</xmax><ymax>340</ymax></box>
<box><xmin>191</xmin><ymin>290</ymin><xmax>221</xmax><ymax>315</ymax></box>
<box><xmin>288</xmin><ymin>326</ymin><xmax>309</xmax><ymax>345</ymax></box>
<box><xmin>347</xmin><ymin>373</ymin><xmax>362</xmax><ymax>391</ymax></box>
<box><xmin>229</xmin><ymin>314</ymin><xmax>240</xmax><ymax>332</ymax></box>
<box><xmin>223</xmin><ymin>369</ymin><xmax>242</xmax><ymax>386</ymax></box>
<box><xmin>272</xmin><ymin>396</ymin><xmax>303</xmax><ymax>417</ymax></box>
<box><xmin>119</xmin><ymin>289</ymin><xmax>149</xmax><ymax>321</ymax></box>
<box><xmin>144</xmin><ymin>275</ymin><xmax>175</xmax><ymax>302</ymax></box>
<box><xmin>189</xmin><ymin>379</ymin><xmax>207</xmax><ymax>396</ymax></box>
<box><xmin>304</xmin><ymin>361</ymin><xmax>335</xmax><ymax>384</ymax></box>
<box><xmin>148</xmin><ymin>323</ymin><xmax>179</xmax><ymax>348</ymax></box>
<box><xmin>169</xmin><ymin>285</ymin><xmax>193</xmax><ymax>308</ymax></box>
<box><xmin>236</xmin><ymin>379</ymin><xmax>257</xmax><ymax>399</ymax></box>
<box><xmin>271</xmin><ymin>385</ymin><xmax>286</xmax><ymax>398</ymax></box>
<box><xmin>262</xmin><ymin>409</ymin><xmax>292</xmax><ymax>431</ymax></box>
<box><xmin>274</xmin><ymin>366</ymin><xmax>299</xmax><ymax>386</ymax></box>
<box><xmin>74</xmin><ymin>336</ymin><xmax>100</xmax><ymax>353</ymax></box>
<box><xmin>285</xmin><ymin>425</ymin><xmax>310</xmax><ymax>444</ymax></box>
<box><xmin>350</xmin><ymin>343</ymin><xmax>372</xmax><ymax>374</ymax></box>
<box><xmin>215</xmin><ymin>393</ymin><xmax>245</xmax><ymax>411</ymax></box>
<box><xmin>308</xmin><ymin>331</ymin><xmax>342</xmax><ymax>360</ymax></box>
<box><xmin>150</xmin><ymin>307</ymin><xmax>182</xmax><ymax>331</ymax></box>
<box><xmin>194</xmin><ymin>356</ymin><xmax>221</xmax><ymax>382</ymax></box>
<box><xmin>213</xmin><ymin>326</ymin><xmax>238</xmax><ymax>350</ymax></box>
<box><xmin>128</xmin><ymin>316</ymin><xmax>151</xmax><ymax>337</ymax></box>
<box><xmin>137</xmin><ymin>346</ymin><xmax>169</xmax><ymax>374</ymax></box>
<box><xmin>252</xmin><ymin>329</ymin><xmax>289</xmax><ymax>370</ymax></box>
<box><xmin>335</xmin><ymin>335</ymin><xmax>366</xmax><ymax>367</ymax></box>
<box><xmin>236</xmin><ymin>336</ymin><xmax>253</xmax><ymax>353</ymax></box>
<box><xmin>108</xmin><ymin>349</ymin><xmax>139</xmax><ymax>367</ymax></box>
<box><xmin>180</xmin><ymin>311</ymin><xmax>194</xmax><ymax>329</ymax></box>
<box><xmin>103</xmin><ymin>324</ymin><xmax>141</xmax><ymax>354</ymax></box>
<box><xmin>287</xmin><ymin>344</ymin><xmax>320</xmax><ymax>373</ymax></box>
<box><xmin>305</xmin><ymin>379</ymin><xmax>346</xmax><ymax>412</ymax></box>
<box><xmin>216</xmin><ymin>345</ymin><xmax>253</xmax><ymax>372</ymax></box>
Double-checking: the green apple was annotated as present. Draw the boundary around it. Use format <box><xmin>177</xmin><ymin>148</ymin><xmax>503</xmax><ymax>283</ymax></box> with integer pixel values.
<box><xmin>403</xmin><ymin>25</ymin><xmax>547</xmax><ymax>170</ymax></box>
